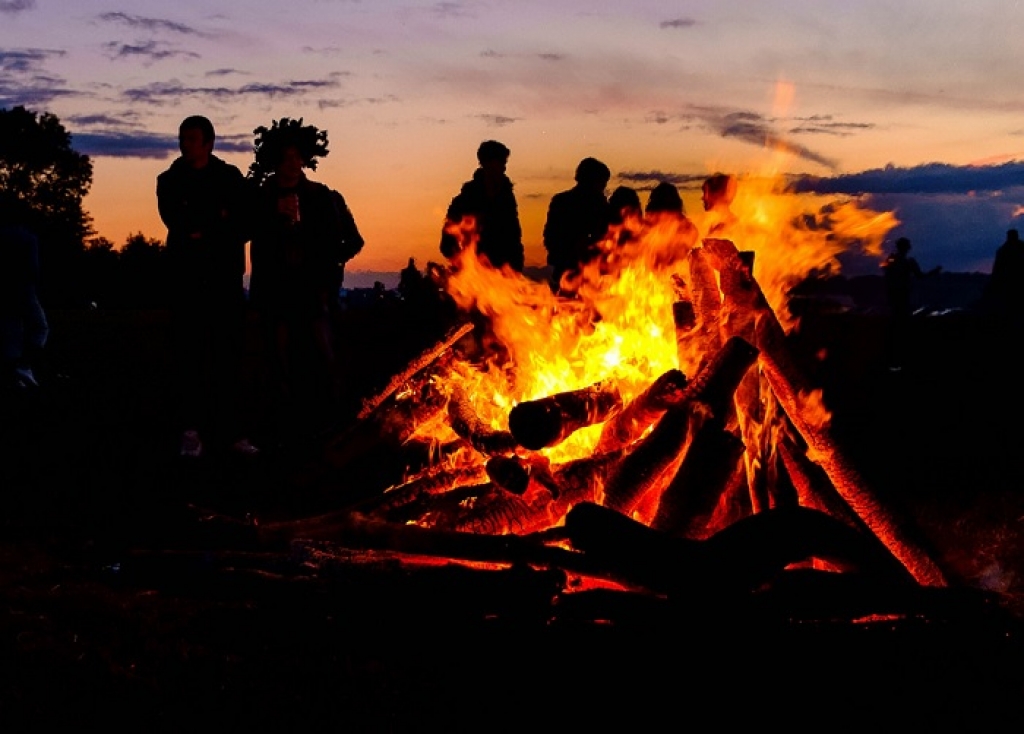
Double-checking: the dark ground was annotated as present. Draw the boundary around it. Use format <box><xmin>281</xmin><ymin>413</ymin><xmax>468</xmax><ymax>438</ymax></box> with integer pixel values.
<box><xmin>2</xmin><ymin>295</ymin><xmax>1024</xmax><ymax>731</ymax></box>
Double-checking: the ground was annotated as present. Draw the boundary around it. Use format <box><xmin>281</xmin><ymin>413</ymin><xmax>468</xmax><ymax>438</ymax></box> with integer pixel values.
<box><xmin>1</xmin><ymin>299</ymin><xmax>1023</xmax><ymax>730</ymax></box>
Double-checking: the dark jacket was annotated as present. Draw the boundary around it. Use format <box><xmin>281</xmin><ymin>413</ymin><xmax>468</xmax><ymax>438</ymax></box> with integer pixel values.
<box><xmin>249</xmin><ymin>173</ymin><xmax>362</xmax><ymax>316</ymax></box>
<box><xmin>439</xmin><ymin>170</ymin><xmax>524</xmax><ymax>271</ymax></box>
<box><xmin>543</xmin><ymin>184</ymin><xmax>611</xmax><ymax>288</ymax></box>
<box><xmin>156</xmin><ymin>154</ymin><xmax>251</xmax><ymax>297</ymax></box>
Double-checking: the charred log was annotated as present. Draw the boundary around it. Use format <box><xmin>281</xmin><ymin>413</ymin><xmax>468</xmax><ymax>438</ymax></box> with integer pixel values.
<box><xmin>508</xmin><ymin>379</ymin><xmax>623</xmax><ymax>451</ymax></box>
<box><xmin>563</xmin><ymin>502</ymin><xmax>917</xmax><ymax>598</ymax></box>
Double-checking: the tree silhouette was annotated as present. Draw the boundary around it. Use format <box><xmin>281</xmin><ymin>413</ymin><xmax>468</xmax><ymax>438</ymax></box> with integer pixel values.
<box><xmin>247</xmin><ymin>117</ymin><xmax>329</xmax><ymax>187</ymax></box>
<box><xmin>0</xmin><ymin>105</ymin><xmax>94</xmax><ymax>305</ymax></box>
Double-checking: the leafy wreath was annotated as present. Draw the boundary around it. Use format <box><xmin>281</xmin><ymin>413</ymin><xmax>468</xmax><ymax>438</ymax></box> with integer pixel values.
<box><xmin>247</xmin><ymin>117</ymin><xmax>329</xmax><ymax>187</ymax></box>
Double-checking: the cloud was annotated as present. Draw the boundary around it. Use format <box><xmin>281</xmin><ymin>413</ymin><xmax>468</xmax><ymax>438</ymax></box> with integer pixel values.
<box><xmin>0</xmin><ymin>0</ymin><xmax>34</xmax><ymax>13</ymax></box>
<box><xmin>121</xmin><ymin>77</ymin><xmax>342</xmax><ymax>105</ymax></box>
<box><xmin>789</xmin><ymin>161</ymin><xmax>1024</xmax><ymax>196</ymax></box>
<box><xmin>95</xmin><ymin>12</ymin><xmax>205</xmax><ymax>36</ymax></box>
<box><xmin>476</xmin><ymin>113</ymin><xmax>518</xmax><ymax>127</ymax></box>
<box><xmin>0</xmin><ymin>48</ymin><xmax>65</xmax><ymax>73</ymax></box>
<box><xmin>659</xmin><ymin>18</ymin><xmax>697</xmax><ymax>29</ymax></box>
<box><xmin>70</xmin><ymin>128</ymin><xmax>252</xmax><ymax>158</ymax></box>
<box><xmin>103</xmin><ymin>40</ymin><xmax>201</xmax><ymax>64</ymax></box>
<box><xmin>616</xmin><ymin>170</ymin><xmax>705</xmax><ymax>190</ymax></box>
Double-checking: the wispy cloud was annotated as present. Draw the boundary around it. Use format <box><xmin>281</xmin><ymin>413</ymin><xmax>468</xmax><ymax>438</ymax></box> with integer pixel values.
<box><xmin>0</xmin><ymin>49</ymin><xmax>77</xmax><ymax>108</ymax></box>
<box><xmin>0</xmin><ymin>0</ymin><xmax>35</xmax><ymax>14</ymax></box>
<box><xmin>659</xmin><ymin>18</ymin><xmax>697</xmax><ymax>29</ymax></box>
<box><xmin>103</xmin><ymin>40</ymin><xmax>201</xmax><ymax>64</ymax></box>
<box><xmin>95</xmin><ymin>12</ymin><xmax>206</xmax><ymax>37</ymax></box>
<box><xmin>477</xmin><ymin>113</ymin><xmax>518</xmax><ymax>127</ymax></box>
<box><xmin>617</xmin><ymin>170</ymin><xmax>704</xmax><ymax>190</ymax></box>
<box><xmin>121</xmin><ymin>77</ymin><xmax>342</xmax><ymax>105</ymax></box>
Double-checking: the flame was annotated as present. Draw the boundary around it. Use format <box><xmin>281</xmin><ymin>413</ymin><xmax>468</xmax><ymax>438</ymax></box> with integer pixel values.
<box><xmin>433</xmin><ymin>171</ymin><xmax>895</xmax><ymax>472</ymax></box>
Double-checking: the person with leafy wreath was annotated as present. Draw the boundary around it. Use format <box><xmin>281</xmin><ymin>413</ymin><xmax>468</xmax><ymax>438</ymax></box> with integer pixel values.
<box><xmin>247</xmin><ymin>117</ymin><xmax>364</xmax><ymax>439</ymax></box>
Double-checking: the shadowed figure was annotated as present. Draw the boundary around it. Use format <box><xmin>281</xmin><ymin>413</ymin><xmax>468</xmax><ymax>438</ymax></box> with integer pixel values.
<box><xmin>156</xmin><ymin>115</ymin><xmax>257</xmax><ymax>459</ymax></box>
<box><xmin>248</xmin><ymin>119</ymin><xmax>364</xmax><ymax>442</ymax></box>
<box><xmin>0</xmin><ymin>206</ymin><xmax>48</xmax><ymax>390</ymax></box>
<box><xmin>543</xmin><ymin>157</ymin><xmax>612</xmax><ymax>295</ymax></box>
<box><xmin>984</xmin><ymin>228</ymin><xmax>1024</xmax><ymax>322</ymax></box>
<box><xmin>439</xmin><ymin>140</ymin><xmax>524</xmax><ymax>272</ymax></box>
<box><xmin>881</xmin><ymin>236</ymin><xmax>941</xmax><ymax>372</ymax></box>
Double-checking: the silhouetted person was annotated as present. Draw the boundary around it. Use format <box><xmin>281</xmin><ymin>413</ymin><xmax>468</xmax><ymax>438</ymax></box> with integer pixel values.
<box><xmin>543</xmin><ymin>157</ymin><xmax>612</xmax><ymax>294</ymax></box>
<box><xmin>398</xmin><ymin>256</ymin><xmax>426</xmax><ymax>303</ymax></box>
<box><xmin>249</xmin><ymin>128</ymin><xmax>363</xmax><ymax>441</ymax></box>
<box><xmin>701</xmin><ymin>172</ymin><xmax>738</xmax><ymax>237</ymax></box>
<box><xmin>984</xmin><ymin>228</ymin><xmax>1024</xmax><ymax>321</ymax></box>
<box><xmin>881</xmin><ymin>236</ymin><xmax>940</xmax><ymax>371</ymax></box>
<box><xmin>440</xmin><ymin>140</ymin><xmax>524</xmax><ymax>272</ymax></box>
<box><xmin>157</xmin><ymin>115</ymin><xmax>257</xmax><ymax>458</ymax></box>
<box><xmin>0</xmin><ymin>202</ymin><xmax>48</xmax><ymax>390</ymax></box>
<box><xmin>607</xmin><ymin>185</ymin><xmax>643</xmax><ymax>248</ymax></box>
<box><xmin>643</xmin><ymin>181</ymin><xmax>698</xmax><ymax>270</ymax></box>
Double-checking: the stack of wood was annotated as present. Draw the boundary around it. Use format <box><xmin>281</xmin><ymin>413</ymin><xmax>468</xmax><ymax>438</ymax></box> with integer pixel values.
<box><xmin>304</xmin><ymin>238</ymin><xmax>954</xmax><ymax>600</ymax></box>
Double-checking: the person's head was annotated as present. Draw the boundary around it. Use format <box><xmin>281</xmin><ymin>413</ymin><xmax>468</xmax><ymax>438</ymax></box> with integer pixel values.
<box><xmin>250</xmin><ymin>117</ymin><xmax>329</xmax><ymax>186</ymax></box>
<box><xmin>608</xmin><ymin>186</ymin><xmax>642</xmax><ymax>223</ymax></box>
<box><xmin>574</xmin><ymin>157</ymin><xmax>611</xmax><ymax>193</ymax></box>
<box><xmin>701</xmin><ymin>173</ymin><xmax>736</xmax><ymax>211</ymax></box>
<box><xmin>896</xmin><ymin>236</ymin><xmax>912</xmax><ymax>254</ymax></box>
<box><xmin>1008</xmin><ymin>228</ymin><xmax>1020</xmax><ymax>242</ymax></box>
<box><xmin>178</xmin><ymin>115</ymin><xmax>215</xmax><ymax>168</ymax></box>
<box><xmin>477</xmin><ymin>140</ymin><xmax>510</xmax><ymax>166</ymax></box>
<box><xmin>476</xmin><ymin>140</ymin><xmax>510</xmax><ymax>181</ymax></box>
<box><xmin>646</xmin><ymin>181</ymin><xmax>684</xmax><ymax>216</ymax></box>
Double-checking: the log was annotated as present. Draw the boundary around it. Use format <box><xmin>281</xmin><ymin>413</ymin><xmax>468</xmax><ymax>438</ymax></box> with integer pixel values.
<box><xmin>563</xmin><ymin>502</ymin><xmax>917</xmax><ymax>598</ymax></box>
<box><xmin>448</xmin><ymin>384</ymin><xmax>519</xmax><ymax>456</ymax></box>
<box><xmin>595</xmin><ymin>368</ymin><xmax>689</xmax><ymax>454</ymax></box>
<box><xmin>753</xmin><ymin>294</ymin><xmax>951</xmax><ymax>588</ymax></box>
<box><xmin>508</xmin><ymin>379</ymin><xmax>623</xmax><ymax>451</ymax></box>
<box><xmin>600</xmin><ymin>405</ymin><xmax>693</xmax><ymax>516</ymax></box>
<box><xmin>650</xmin><ymin>415</ymin><xmax>746</xmax><ymax>539</ymax></box>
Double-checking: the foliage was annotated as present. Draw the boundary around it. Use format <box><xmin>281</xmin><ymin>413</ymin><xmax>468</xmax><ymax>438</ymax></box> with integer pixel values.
<box><xmin>247</xmin><ymin>117</ymin><xmax>329</xmax><ymax>187</ymax></box>
<box><xmin>0</xmin><ymin>105</ymin><xmax>94</xmax><ymax>305</ymax></box>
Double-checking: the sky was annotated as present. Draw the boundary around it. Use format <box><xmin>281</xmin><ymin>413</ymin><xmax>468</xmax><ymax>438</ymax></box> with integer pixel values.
<box><xmin>4</xmin><ymin>0</ymin><xmax>1024</xmax><ymax>287</ymax></box>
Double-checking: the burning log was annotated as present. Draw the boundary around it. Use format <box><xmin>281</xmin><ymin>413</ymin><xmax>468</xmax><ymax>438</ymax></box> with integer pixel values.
<box><xmin>752</xmin><ymin>292</ymin><xmax>950</xmax><ymax>588</ymax></box>
<box><xmin>600</xmin><ymin>405</ymin><xmax>692</xmax><ymax>516</ymax></box>
<box><xmin>357</xmin><ymin>463</ymin><xmax>490</xmax><ymax>519</ymax></box>
<box><xmin>685</xmin><ymin>246</ymin><xmax>724</xmax><ymax>361</ymax></box>
<box><xmin>601</xmin><ymin>336</ymin><xmax>759</xmax><ymax>516</ymax></box>
<box><xmin>595</xmin><ymin>368</ymin><xmax>689</xmax><ymax>454</ymax></box>
<box><xmin>486</xmin><ymin>454</ymin><xmax>556</xmax><ymax>496</ymax></box>
<box><xmin>447</xmin><ymin>384</ymin><xmax>519</xmax><ymax>456</ymax></box>
<box><xmin>356</xmin><ymin>319</ymin><xmax>474</xmax><ymax>422</ymax></box>
<box><xmin>650</xmin><ymin>412</ymin><xmax>747</xmax><ymax>539</ymax></box>
<box><xmin>563</xmin><ymin>501</ymin><xmax>916</xmax><ymax>598</ymax></box>
<box><xmin>508</xmin><ymin>379</ymin><xmax>623</xmax><ymax>451</ymax></box>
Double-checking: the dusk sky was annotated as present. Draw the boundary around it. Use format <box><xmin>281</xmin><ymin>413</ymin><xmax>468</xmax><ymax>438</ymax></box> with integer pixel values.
<box><xmin>4</xmin><ymin>0</ymin><xmax>1024</xmax><ymax>285</ymax></box>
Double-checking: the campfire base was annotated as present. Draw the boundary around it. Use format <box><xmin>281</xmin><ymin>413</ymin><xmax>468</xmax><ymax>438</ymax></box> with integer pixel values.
<box><xmin>86</xmin><ymin>538</ymin><xmax>1024</xmax><ymax>731</ymax></box>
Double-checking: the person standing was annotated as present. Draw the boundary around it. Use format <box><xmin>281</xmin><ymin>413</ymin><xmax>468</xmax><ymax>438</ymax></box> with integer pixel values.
<box><xmin>156</xmin><ymin>115</ymin><xmax>258</xmax><ymax>458</ymax></box>
<box><xmin>542</xmin><ymin>157</ymin><xmax>612</xmax><ymax>295</ymax></box>
<box><xmin>247</xmin><ymin>119</ymin><xmax>363</xmax><ymax>441</ymax></box>
<box><xmin>881</xmin><ymin>236</ymin><xmax>941</xmax><ymax>372</ymax></box>
<box><xmin>439</xmin><ymin>140</ymin><xmax>524</xmax><ymax>272</ymax></box>
<box><xmin>0</xmin><ymin>200</ymin><xmax>48</xmax><ymax>390</ymax></box>
<box><xmin>984</xmin><ymin>228</ymin><xmax>1024</xmax><ymax>321</ymax></box>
